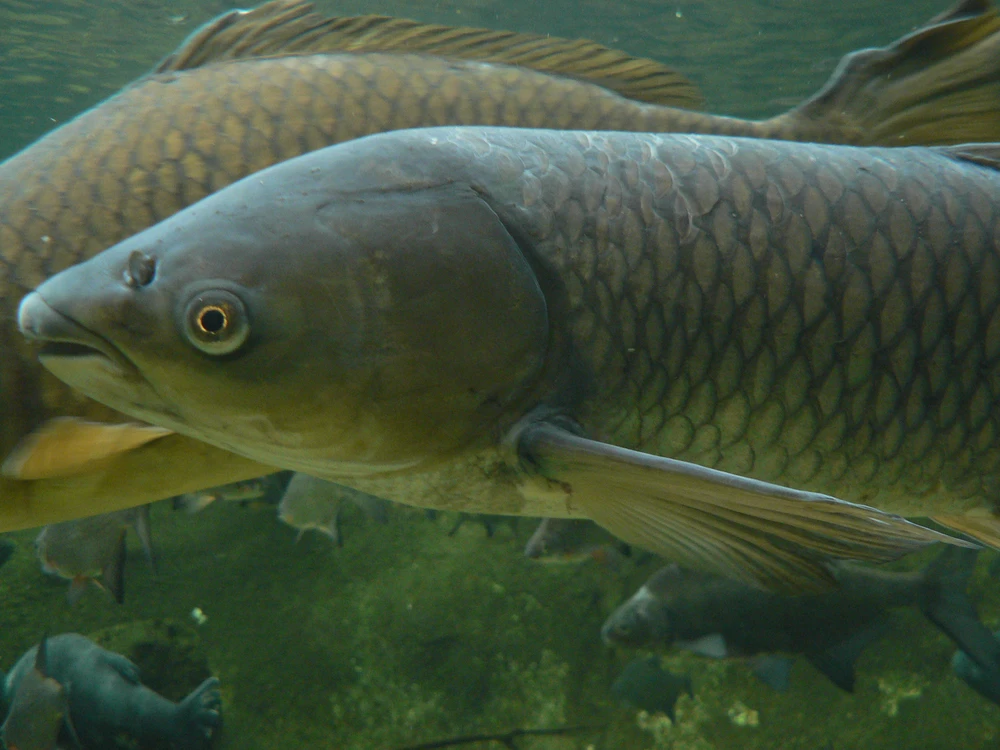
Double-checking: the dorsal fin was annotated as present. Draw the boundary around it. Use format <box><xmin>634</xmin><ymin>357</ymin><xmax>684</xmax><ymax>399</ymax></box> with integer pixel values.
<box><xmin>153</xmin><ymin>0</ymin><xmax>701</xmax><ymax>108</ymax></box>
<box><xmin>938</xmin><ymin>143</ymin><xmax>1000</xmax><ymax>170</ymax></box>
<box><xmin>35</xmin><ymin>633</ymin><xmax>49</xmax><ymax>675</ymax></box>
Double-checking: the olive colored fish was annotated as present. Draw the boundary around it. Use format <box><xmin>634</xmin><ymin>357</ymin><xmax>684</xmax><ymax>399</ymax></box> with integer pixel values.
<box><xmin>28</xmin><ymin>126</ymin><xmax>1000</xmax><ymax>592</ymax></box>
<box><xmin>3</xmin><ymin>0</ymin><xmax>1000</xmax><ymax>531</ymax></box>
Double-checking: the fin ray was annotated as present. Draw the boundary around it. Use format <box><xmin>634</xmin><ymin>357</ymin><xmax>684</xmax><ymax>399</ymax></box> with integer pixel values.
<box><xmin>519</xmin><ymin>423</ymin><xmax>966</xmax><ymax>594</ymax></box>
<box><xmin>152</xmin><ymin>0</ymin><xmax>701</xmax><ymax>108</ymax></box>
<box><xmin>1</xmin><ymin>418</ymin><xmax>173</xmax><ymax>480</ymax></box>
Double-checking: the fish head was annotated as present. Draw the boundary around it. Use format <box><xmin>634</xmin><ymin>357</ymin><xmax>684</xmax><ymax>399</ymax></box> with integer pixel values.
<box><xmin>601</xmin><ymin>581</ymin><xmax>673</xmax><ymax>648</ymax></box>
<box><xmin>18</xmin><ymin>135</ymin><xmax>550</xmax><ymax>478</ymax></box>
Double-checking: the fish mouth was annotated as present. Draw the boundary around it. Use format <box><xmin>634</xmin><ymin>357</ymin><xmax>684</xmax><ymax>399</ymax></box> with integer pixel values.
<box><xmin>18</xmin><ymin>291</ymin><xmax>135</xmax><ymax>375</ymax></box>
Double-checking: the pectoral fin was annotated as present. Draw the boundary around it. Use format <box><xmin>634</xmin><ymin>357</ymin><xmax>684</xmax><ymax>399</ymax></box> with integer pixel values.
<box><xmin>1</xmin><ymin>418</ymin><xmax>173</xmax><ymax>480</ymax></box>
<box><xmin>516</xmin><ymin>423</ymin><xmax>969</xmax><ymax>594</ymax></box>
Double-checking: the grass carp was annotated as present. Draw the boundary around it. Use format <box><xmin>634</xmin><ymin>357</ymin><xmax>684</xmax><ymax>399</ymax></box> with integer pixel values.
<box><xmin>601</xmin><ymin>548</ymin><xmax>994</xmax><ymax>691</ymax></box>
<box><xmin>23</xmin><ymin>125</ymin><xmax>1000</xmax><ymax>591</ymax></box>
<box><xmin>5</xmin><ymin>0</ymin><xmax>1000</xmax><ymax>531</ymax></box>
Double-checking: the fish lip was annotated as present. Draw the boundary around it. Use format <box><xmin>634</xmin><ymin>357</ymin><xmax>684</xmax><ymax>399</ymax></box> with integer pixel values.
<box><xmin>18</xmin><ymin>291</ymin><xmax>137</xmax><ymax>376</ymax></box>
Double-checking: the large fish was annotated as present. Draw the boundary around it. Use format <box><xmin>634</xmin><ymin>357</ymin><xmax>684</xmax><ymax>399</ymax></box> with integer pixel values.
<box><xmin>3</xmin><ymin>0</ymin><xmax>1000</xmax><ymax>531</ymax></box>
<box><xmin>26</xmin><ymin>126</ymin><xmax>1000</xmax><ymax>591</ymax></box>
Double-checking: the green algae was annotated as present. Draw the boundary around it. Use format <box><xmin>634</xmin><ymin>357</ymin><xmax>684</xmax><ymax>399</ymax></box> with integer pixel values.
<box><xmin>0</xmin><ymin>502</ymin><xmax>997</xmax><ymax>749</ymax></box>
<box><xmin>0</xmin><ymin>0</ymin><xmax>961</xmax><ymax>160</ymax></box>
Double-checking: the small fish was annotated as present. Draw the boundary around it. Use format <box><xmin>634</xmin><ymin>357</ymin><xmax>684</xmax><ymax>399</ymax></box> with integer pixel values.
<box><xmin>34</xmin><ymin>506</ymin><xmax>155</xmax><ymax>604</ymax></box>
<box><xmin>611</xmin><ymin>656</ymin><xmax>693</xmax><ymax>722</ymax></box>
<box><xmin>2</xmin><ymin>634</ymin><xmax>220</xmax><ymax>750</ymax></box>
<box><xmin>524</xmin><ymin>518</ymin><xmax>628</xmax><ymax>566</ymax></box>
<box><xmin>0</xmin><ymin>635</ymin><xmax>78</xmax><ymax>750</ymax></box>
<box><xmin>171</xmin><ymin>471</ymin><xmax>292</xmax><ymax>513</ymax></box>
<box><xmin>278</xmin><ymin>474</ymin><xmax>389</xmax><ymax>545</ymax></box>
<box><xmin>3</xmin><ymin>0</ymin><xmax>1000</xmax><ymax>532</ymax></box>
<box><xmin>953</xmin><ymin>630</ymin><xmax>1000</xmax><ymax>705</ymax></box>
<box><xmin>602</xmin><ymin>547</ymin><xmax>997</xmax><ymax>692</ymax></box>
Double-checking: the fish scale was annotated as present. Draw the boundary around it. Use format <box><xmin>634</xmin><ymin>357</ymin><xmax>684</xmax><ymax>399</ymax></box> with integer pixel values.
<box><xmin>467</xmin><ymin>132</ymin><xmax>1000</xmax><ymax>518</ymax></box>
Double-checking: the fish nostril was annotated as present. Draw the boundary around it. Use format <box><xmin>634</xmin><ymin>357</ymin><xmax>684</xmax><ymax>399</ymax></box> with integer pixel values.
<box><xmin>123</xmin><ymin>250</ymin><xmax>156</xmax><ymax>289</ymax></box>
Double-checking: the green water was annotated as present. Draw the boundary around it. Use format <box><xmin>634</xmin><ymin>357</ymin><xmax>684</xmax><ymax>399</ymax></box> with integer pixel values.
<box><xmin>0</xmin><ymin>0</ymin><xmax>953</xmax><ymax>158</ymax></box>
<box><xmin>3</xmin><ymin>1</ymin><xmax>1000</xmax><ymax>748</ymax></box>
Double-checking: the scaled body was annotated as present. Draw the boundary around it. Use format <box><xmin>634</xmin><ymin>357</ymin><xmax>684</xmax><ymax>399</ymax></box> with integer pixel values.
<box><xmin>3</xmin><ymin>0</ymin><xmax>1000</xmax><ymax>530</ymax></box>
<box><xmin>25</xmin><ymin>127</ymin><xmax>1000</xmax><ymax>587</ymax></box>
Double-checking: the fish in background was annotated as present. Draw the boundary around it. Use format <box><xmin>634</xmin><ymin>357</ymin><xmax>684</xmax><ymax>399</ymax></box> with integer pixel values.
<box><xmin>1</xmin><ymin>634</ymin><xmax>221</xmax><ymax>750</ymax></box>
<box><xmin>446</xmin><ymin>513</ymin><xmax>519</xmax><ymax>539</ymax></box>
<box><xmin>0</xmin><ymin>538</ymin><xmax>16</xmax><ymax>572</ymax></box>
<box><xmin>602</xmin><ymin>548</ymin><xmax>997</xmax><ymax>692</ymax></box>
<box><xmin>4</xmin><ymin>0</ymin><xmax>1000</xmax><ymax>532</ymax></box>
<box><xmin>611</xmin><ymin>656</ymin><xmax>693</xmax><ymax>722</ymax></box>
<box><xmin>34</xmin><ymin>506</ymin><xmax>155</xmax><ymax>604</ymax></box>
<box><xmin>278</xmin><ymin>473</ymin><xmax>390</xmax><ymax>546</ymax></box>
<box><xmin>524</xmin><ymin>518</ymin><xmax>630</xmax><ymax>568</ymax></box>
<box><xmin>172</xmin><ymin>471</ymin><xmax>293</xmax><ymax>514</ymax></box>
<box><xmin>953</xmin><ymin>630</ymin><xmax>1000</xmax><ymax>705</ymax></box>
<box><xmin>0</xmin><ymin>634</ymin><xmax>78</xmax><ymax>750</ymax></box>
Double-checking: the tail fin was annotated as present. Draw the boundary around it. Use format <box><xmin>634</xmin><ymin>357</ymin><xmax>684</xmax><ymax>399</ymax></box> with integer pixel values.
<box><xmin>763</xmin><ymin>0</ymin><xmax>1000</xmax><ymax>145</ymax></box>
<box><xmin>919</xmin><ymin>546</ymin><xmax>1000</xmax><ymax>673</ymax></box>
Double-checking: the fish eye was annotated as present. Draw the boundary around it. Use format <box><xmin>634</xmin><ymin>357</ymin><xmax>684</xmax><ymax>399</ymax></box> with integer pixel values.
<box><xmin>182</xmin><ymin>290</ymin><xmax>250</xmax><ymax>355</ymax></box>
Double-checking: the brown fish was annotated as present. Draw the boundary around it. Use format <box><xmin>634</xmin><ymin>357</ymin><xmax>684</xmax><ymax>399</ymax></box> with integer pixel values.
<box><xmin>4</xmin><ymin>0</ymin><xmax>1000</xmax><ymax>531</ymax></box>
<box><xmin>26</xmin><ymin>125</ymin><xmax>1000</xmax><ymax>591</ymax></box>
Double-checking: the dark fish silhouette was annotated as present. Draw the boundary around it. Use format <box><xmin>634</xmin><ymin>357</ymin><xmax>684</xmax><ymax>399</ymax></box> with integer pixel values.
<box><xmin>602</xmin><ymin>548</ymin><xmax>995</xmax><ymax>691</ymax></box>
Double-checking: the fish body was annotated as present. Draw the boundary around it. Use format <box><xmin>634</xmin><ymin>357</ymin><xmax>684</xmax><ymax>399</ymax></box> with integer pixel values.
<box><xmin>172</xmin><ymin>471</ymin><xmax>291</xmax><ymax>513</ymax></box>
<box><xmin>601</xmin><ymin>547</ymin><xmax>993</xmax><ymax>690</ymax></box>
<box><xmin>277</xmin><ymin>473</ymin><xmax>390</xmax><ymax>545</ymax></box>
<box><xmin>22</xmin><ymin>126</ymin><xmax>1000</xmax><ymax>590</ymax></box>
<box><xmin>953</xmin><ymin>630</ymin><xmax>1000</xmax><ymax>705</ymax></box>
<box><xmin>3</xmin><ymin>0</ymin><xmax>1000</xmax><ymax>531</ymax></box>
<box><xmin>524</xmin><ymin>518</ymin><xmax>627</xmax><ymax>566</ymax></box>
<box><xmin>0</xmin><ymin>636</ymin><xmax>72</xmax><ymax>750</ymax></box>
<box><xmin>34</xmin><ymin>506</ymin><xmax>154</xmax><ymax>604</ymax></box>
<box><xmin>2</xmin><ymin>634</ymin><xmax>220</xmax><ymax>750</ymax></box>
<box><xmin>610</xmin><ymin>656</ymin><xmax>692</xmax><ymax>721</ymax></box>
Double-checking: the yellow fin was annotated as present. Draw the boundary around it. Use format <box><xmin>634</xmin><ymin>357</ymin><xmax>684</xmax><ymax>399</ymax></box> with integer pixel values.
<box><xmin>518</xmin><ymin>423</ymin><xmax>970</xmax><ymax>594</ymax></box>
<box><xmin>932</xmin><ymin>513</ymin><xmax>1000</xmax><ymax>549</ymax></box>
<box><xmin>0</xmin><ymin>435</ymin><xmax>275</xmax><ymax>532</ymax></box>
<box><xmin>1</xmin><ymin>418</ymin><xmax>173</xmax><ymax>480</ymax></box>
<box><xmin>767</xmin><ymin>0</ymin><xmax>1000</xmax><ymax>145</ymax></box>
<box><xmin>153</xmin><ymin>0</ymin><xmax>701</xmax><ymax>108</ymax></box>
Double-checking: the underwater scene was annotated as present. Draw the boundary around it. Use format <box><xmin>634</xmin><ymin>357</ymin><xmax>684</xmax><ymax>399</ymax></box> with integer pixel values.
<box><xmin>6</xmin><ymin>0</ymin><xmax>1000</xmax><ymax>748</ymax></box>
